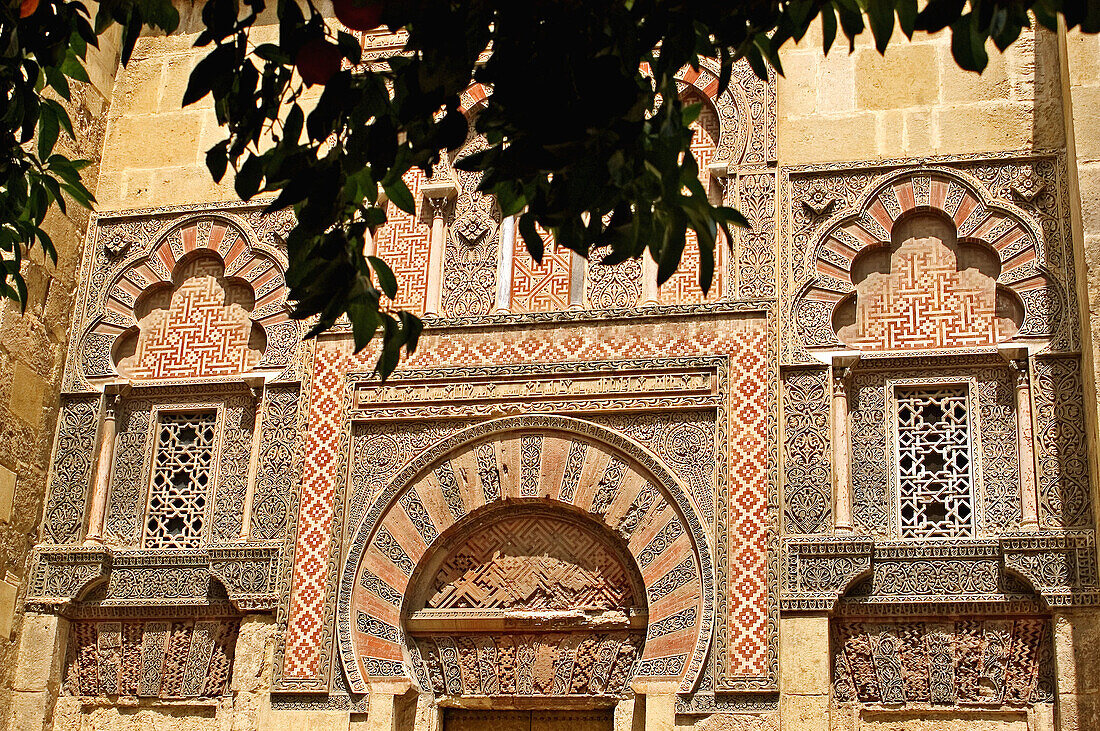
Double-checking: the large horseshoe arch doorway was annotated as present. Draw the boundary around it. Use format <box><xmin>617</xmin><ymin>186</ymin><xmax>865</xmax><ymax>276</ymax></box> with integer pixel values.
<box><xmin>338</xmin><ymin>415</ymin><xmax>714</xmax><ymax>723</ymax></box>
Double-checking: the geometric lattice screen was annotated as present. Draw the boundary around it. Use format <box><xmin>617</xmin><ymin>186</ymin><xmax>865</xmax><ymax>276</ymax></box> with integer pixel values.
<box><xmin>144</xmin><ymin>412</ymin><xmax>217</xmax><ymax>549</ymax></box>
<box><xmin>894</xmin><ymin>386</ymin><xmax>975</xmax><ymax>539</ymax></box>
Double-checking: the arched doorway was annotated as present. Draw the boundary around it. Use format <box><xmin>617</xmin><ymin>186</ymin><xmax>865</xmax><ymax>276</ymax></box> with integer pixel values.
<box><xmin>407</xmin><ymin>503</ymin><xmax>645</xmax><ymax>729</ymax></box>
<box><xmin>337</xmin><ymin>415</ymin><xmax>714</xmax><ymax>704</ymax></box>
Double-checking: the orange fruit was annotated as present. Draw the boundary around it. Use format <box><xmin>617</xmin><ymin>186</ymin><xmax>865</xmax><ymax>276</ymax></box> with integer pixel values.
<box><xmin>333</xmin><ymin>0</ymin><xmax>384</xmax><ymax>32</ymax></box>
<box><xmin>296</xmin><ymin>38</ymin><xmax>343</xmax><ymax>86</ymax></box>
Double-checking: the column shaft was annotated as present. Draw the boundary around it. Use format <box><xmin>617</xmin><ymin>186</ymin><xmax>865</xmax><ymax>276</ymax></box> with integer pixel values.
<box><xmin>424</xmin><ymin>198</ymin><xmax>447</xmax><ymax>316</ymax></box>
<box><xmin>832</xmin><ymin>370</ymin><xmax>852</xmax><ymax>534</ymax></box>
<box><xmin>85</xmin><ymin>393</ymin><xmax>120</xmax><ymax>542</ymax></box>
<box><xmin>1015</xmin><ymin>360</ymin><xmax>1040</xmax><ymax>529</ymax></box>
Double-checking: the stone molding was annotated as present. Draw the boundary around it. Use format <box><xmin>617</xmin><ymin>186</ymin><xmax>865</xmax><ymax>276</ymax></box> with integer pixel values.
<box><xmin>781</xmin><ymin>533</ymin><xmax>1099</xmax><ymax>611</ymax></box>
<box><xmin>26</xmin><ymin>543</ymin><xmax>280</xmax><ymax>613</ymax></box>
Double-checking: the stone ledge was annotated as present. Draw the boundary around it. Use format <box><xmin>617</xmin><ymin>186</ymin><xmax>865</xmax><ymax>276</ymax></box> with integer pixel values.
<box><xmin>780</xmin><ymin>533</ymin><xmax>1100</xmax><ymax>611</ymax></box>
<box><xmin>25</xmin><ymin>542</ymin><xmax>280</xmax><ymax>613</ymax></box>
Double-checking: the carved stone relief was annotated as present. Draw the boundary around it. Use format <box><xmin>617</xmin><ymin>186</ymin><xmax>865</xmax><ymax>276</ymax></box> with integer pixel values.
<box><xmin>104</xmin><ymin>398</ymin><xmax>155</xmax><ymax>543</ymax></box>
<box><xmin>1032</xmin><ymin>356</ymin><xmax>1092</xmax><ymax>529</ymax></box>
<box><xmin>27</xmin><ymin>545</ymin><xmax>280</xmax><ymax>611</ymax></box>
<box><xmin>782</xmin><ymin>534</ymin><xmax>1099</xmax><ymax>611</ymax></box>
<box><xmin>412</xmin><ymin>633</ymin><xmax>641</xmax><ymax>697</ymax></box>
<box><xmin>65</xmin><ymin>617</ymin><xmax>238</xmax><ymax>698</ymax></box>
<box><xmin>780</xmin><ymin>368</ymin><xmax>832</xmax><ymax>534</ymax></box>
<box><xmin>104</xmin><ymin>391</ymin><xmax>255</xmax><ymax>547</ymax></box>
<box><xmin>43</xmin><ymin>396</ymin><xmax>100</xmax><ymax>544</ymax></box>
<box><xmin>585</xmin><ymin>247</ymin><xmax>642</xmax><ymax>310</ymax></box>
<box><xmin>250</xmin><ymin>385</ymin><xmax>302</xmax><ymax>541</ymax></box>
<box><xmin>833</xmin><ymin>617</ymin><xmax>1054</xmax><ymax>706</ymax></box>
<box><xmin>596</xmin><ymin>411</ymin><xmax>717</xmax><ymax>527</ymax></box>
<box><xmin>443</xmin><ymin>130</ymin><xmax>500</xmax><ymax>317</ymax></box>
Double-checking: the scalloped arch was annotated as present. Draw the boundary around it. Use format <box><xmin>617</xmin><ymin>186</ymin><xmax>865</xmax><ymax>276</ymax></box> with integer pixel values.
<box><xmin>79</xmin><ymin>214</ymin><xmax>294</xmax><ymax>382</ymax></box>
<box><xmin>336</xmin><ymin>414</ymin><xmax>713</xmax><ymax>695</ymax></box>
<box><xmin>676</xmin><ymin>63</ymin><xmax>750</xmax><ymax>167</ymax></box>
<box><xmin>797</xmin><ymin>168</ymin><xmax>1064</xmax><ymax>352</ymax></box>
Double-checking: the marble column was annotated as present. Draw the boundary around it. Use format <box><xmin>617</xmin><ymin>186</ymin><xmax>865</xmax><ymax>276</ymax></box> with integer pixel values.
<box><xmin>832</xmin><ymin>367</ymin><xmax>853</xmax><ymax>534</ymax></box>
<box><xmin>84</xmin><ymin>390</ymin><xmax>121</xmax><ymax>543</ymax></box>
<box><xmin>1014</xmin><ymin>359</ymin><xmax>1040</xmax><ymax>530</ymax></box>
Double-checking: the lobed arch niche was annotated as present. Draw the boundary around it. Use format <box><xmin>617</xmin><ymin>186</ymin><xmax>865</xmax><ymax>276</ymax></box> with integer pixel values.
<box><xmin>795</xmin><ymin>169</ymin><xmax>1065</xmax><ymax>355</ymax></box>
<box><xmin>337</xmin><ymin>415</ymin><xmax>713</xmax><ymax>698</ymax></box>
<box><xmin>79</xmin><ymin>215</ymin><xmax>295</xmax><ymax>384</ymax></box>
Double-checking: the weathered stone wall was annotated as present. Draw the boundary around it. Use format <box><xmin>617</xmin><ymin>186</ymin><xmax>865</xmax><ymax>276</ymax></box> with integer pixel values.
<box><xmin>0</xmin><ymin>28</ymin><xmax>122</xmax><ymax>730</ymax></box>
<box><xmin>6</xmin><ymin>9</ymin><xmax>1100</xmax><ymax>731</ymax></box>
<box><xmin>778</xmin><ymin>25</ymin><xmax>1064</xmax><ymax>162</ymax></box>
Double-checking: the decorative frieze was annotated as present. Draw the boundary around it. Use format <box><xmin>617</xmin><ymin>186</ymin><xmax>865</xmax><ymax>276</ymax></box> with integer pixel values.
<box><xmin>782</xmin><ymin>535</ymin><xmax>1099</xmax><ymax>611</ymax></box>
<box><xmin>833</xmin><ymin>617</ymin><xmax>1054</xmax><ymax>706</ymax></box>
<box><xmin>27</xmin><ymin>545</ymin><xmax>280</xmax><ymax>611</ymax></box>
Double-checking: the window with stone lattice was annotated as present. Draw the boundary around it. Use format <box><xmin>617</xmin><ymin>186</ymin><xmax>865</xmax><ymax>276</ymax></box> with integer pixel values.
<box><xmin>893</xmin><ymin>386</ymin><xmax>976</xmax><ymax>538</ymax></box>
<box><xmin>143</xmin><ymin>411</ymin><xmax>218</xmax><ymax>548</ymax></box>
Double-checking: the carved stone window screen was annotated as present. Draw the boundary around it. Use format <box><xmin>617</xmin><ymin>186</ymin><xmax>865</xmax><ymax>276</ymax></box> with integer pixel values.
<box><xmin>890</xmin><ymin>383</ymin><xmax>978</xmax><ymax>539</ymax></box>
<box><xmin>143</xmin><ymin>409</ymin><xmax>220</xmax><ymax>549</ymax></box>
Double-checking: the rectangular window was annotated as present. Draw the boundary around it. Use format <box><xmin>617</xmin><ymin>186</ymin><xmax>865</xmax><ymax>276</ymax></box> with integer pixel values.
<box><xmin>894</xmin><ymin>386</ymin><xmax>975</xmax><ymax>538</ymax></box>
<box><xmin>144</xmin><ymin>411</ymin><xmax>217</xmax><ymax>548</ymax></box>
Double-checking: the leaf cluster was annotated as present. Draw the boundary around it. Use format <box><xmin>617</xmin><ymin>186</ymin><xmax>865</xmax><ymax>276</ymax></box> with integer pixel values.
<box><xmin>2</xmin><ymin>0</ymin><xmax>1096</xmax><ymax>378</ymax></box>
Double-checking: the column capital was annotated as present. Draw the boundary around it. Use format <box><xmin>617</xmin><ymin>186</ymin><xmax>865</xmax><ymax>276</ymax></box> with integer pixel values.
<box><xmin>1011</xmin><ymin>358</ymin><xmax>1031</xmax><ymax>388</ymax></box>
<box><xmin>832</xmin><ymin>365</ymin><xmax>852</xmax><ymax>395</ymax></box>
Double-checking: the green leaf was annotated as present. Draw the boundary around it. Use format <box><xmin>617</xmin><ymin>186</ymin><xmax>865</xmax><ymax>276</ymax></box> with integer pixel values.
<box><xmin>368</xmin><ymin>256</ymin><xmax>399</xmax><ymax>299</ymax></box>
<box><xmin>519</xmin><ymin>213</ymin><xmax>545</xmax><ymax>264</ymax></box>
<box><xmin>865</xmin><ymin>0</ymin><xmax>895</xmax><ymax>53</ymax></box>
<box><xmin>60</xmin><ymin>55</ymin><xmax>91</xmax><ymax>85</ymax></box>
<box><xmin>44</xmin><ymin>67</ymin><xmax>71</xmax><ymax>102</ymax></box>
<box><xmin>382</xmin><ymin>175</ymin><xmax>417</xmax><ymax>216</ymax></box>
<box><xmin>206</xmin><ymin>141</ymin><xmax>229</xmax><ymax>183</ymax></box>
<box><xmin>183</xmin><ymin>44</ymin><xmax>235</xmax><ymax>107</ymax></box>
<box><xmin>896</xmin><ymin>0</ymin><xmax>918</xmax><ymax>37</ymax></box>
<box><xmin>38</xmin><ymin>106</ymin><xmax>59</xmax><ymax>161</ymax></box>
<box><xmin>821</xmin><ymin>4</ymin><xmax>839</xmax><ymax>54</ymax></box>
<box><xmin>950</xmin><ymin>13</ymin><xmax>989</xmax><ymax>72</ymax></box>
<box><xmin>235</xmin><ymin>155</ymin><xmax>264</xmax><ymax>199</ymax></box>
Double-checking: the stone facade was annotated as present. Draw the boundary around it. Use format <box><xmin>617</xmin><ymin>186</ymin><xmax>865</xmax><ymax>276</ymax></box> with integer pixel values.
<box><xmin>3</xmin><ymin>13</ymin><xmax>1100</xmax><ymax>731</ymax></box>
